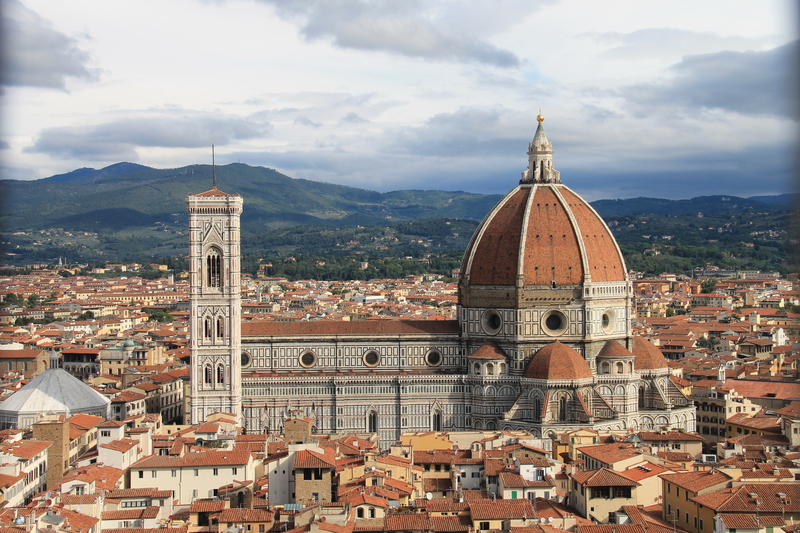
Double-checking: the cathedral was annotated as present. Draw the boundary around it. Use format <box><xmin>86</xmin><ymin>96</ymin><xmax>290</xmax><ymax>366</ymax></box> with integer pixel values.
<box><xmin>187</xmin><ymin>116</ymin><xmax>696</xmax><ymax>446</ymax></box>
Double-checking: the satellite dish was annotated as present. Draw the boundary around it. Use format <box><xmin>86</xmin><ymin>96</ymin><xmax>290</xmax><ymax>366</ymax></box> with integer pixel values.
<box><xmin>425</xmin><ymin>492</ymin><xmax>433</xmax><ymax>500</ymax></box>
<box><xmin>45</xmin><ymin>491</ymin><xmax>52</xmax><ymax>499</ymax></box>
<box><xmin>549</xmin><ymin>517</ymin><xmax>554</xmax><ymax>523</ymax></box>
<box><xmin>540</xmin><ymin>518</ymin><xmax>547</xmax><ymax>524</ymax></box>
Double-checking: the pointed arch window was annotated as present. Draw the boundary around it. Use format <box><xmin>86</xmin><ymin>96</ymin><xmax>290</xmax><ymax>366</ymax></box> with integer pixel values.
<box><xmin>206</xmin><ymin>248</ymin><xmax>222</xmax><ymax>288</ymax></box>
<box><xmin>432</xmin><ymin>410</ymin><xmax>442</xmax><ymax>431</ymax></box>
<box><xmin>204</xmin><ymin>317</ymin><xmax>212</xmax><ymax>340</ymax></box>
<box><xmin>559</xmin><ymin>396</ymin><xmax>568</xmax><ymax>422</ymax></box>
<box><xmin>204</xmin><ymin>365</ymin><xmax>212</xmax><ymax>385</ymax></box>
<box><xmin>217</xmin><ymin>317</ymin><xmax>225</xmax><ymax>340</ymax></box>
<box><xmin>534</xmin><ymin>398</ymin><xmax>542</xmax><ymax>421</ymax></box>
<box><xmin>217</xmin><ymin>364</ymin><xmax>225</xmax><ymax>385</ymax></box>
<box><xmin>367</xmin><ymin>410</ymin><xmax>378</xmax><ymax>434</ymax></box>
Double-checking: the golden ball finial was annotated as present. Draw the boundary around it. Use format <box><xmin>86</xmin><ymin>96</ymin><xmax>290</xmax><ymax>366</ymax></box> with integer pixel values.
<box><xmin>537</xmin><ymin>110</ymin><xmax>544</xmax><ymax>124</ymax></box>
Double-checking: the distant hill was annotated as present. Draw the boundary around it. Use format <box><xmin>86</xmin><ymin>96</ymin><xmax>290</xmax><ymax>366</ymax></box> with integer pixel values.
<box><xmin>590</xmin><ymin>195</ymin><xmax>790</xmax><ymax>218</ymax></box>
<box><xmin>0</xmin><ymin>162</ymin><xmax>795</xmax><ymax>266</ymax></box>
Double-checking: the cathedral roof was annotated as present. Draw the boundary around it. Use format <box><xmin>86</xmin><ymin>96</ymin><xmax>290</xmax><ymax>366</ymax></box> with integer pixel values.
<box><xmin>631</xmin><ymin>337</ymin><xmax>669</xmax><ymax>370</ymax></box>
<box><xmin>596</xmin><ymin>340</ymin><xmax>635</xmax><ymax>359</ymax></box>
<box><xmin>460</xmin><ymin>120</ymin><xmax>625</xmax><ymax>291</ymax></box>
<box><xmin>242</xmin><ymin>319</ymin><xmax>459</xmax><ymax>337</ymax></box>
<box><xmin>523</xmin><ymin>341</ymin><xmax>593</xmax><ymax>380</ymax></box>
<box><xmin>467</xmin><ymin>341</ymin><xmax>506</xmax><ymax>360</ymax></box>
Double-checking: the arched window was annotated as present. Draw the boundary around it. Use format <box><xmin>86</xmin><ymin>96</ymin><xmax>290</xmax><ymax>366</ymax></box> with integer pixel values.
<box><xmin>217</xmin><ymin>364</ymin><xmax>225</xmax><ymax>385</ymax></box>
<box><xmin>432</xmin><ymin>411</ymin><xmax>442</xmax><ymax>431</ymax></box>
<box><xmin>473</xmin><ymin>363</ymin><xmax>480</xmax><ymax>375</ymax></box>
<box><xmin>206</xmin><ymin>248</ymin><xmax>222</xmax><ymax>288</ymax></box>
<box><xmin>616</xmin><ymin>362</ymin><xmax>624</xmax><ymax>374</ymax></box>
<box><xmin>368</xmin><ymin>508</ymin><xmax>375</xmax><ymax>519</ymax></box>
<box><xmin>357</xmin><ymin>509</ymin><xmax>364</xmax><ymax>519</ymax></box>
<box><xmin>367</xmin><ymin>411</ymin><xmax>378</xmax><ymax>434</ymax></box>
<box><xmin>638</xmin><ymin>386</ymin><xmax>646</xmax><ymax>408</ymax></box>
<box><xmin>204</xmin><ymin>317</ymin><xmax>212</xmax><ymax>339</ymax></box>
<box><xmin>534</xmin><ymin>398</ymin><xmax>542</xmax><ymax>421</ymax></box>
<box><xmin>217</xmin><ymin>317</ymin><xmax>225</xmax><ymax>340</ymax></box>
<box><xmin>559</xmin><ymin>396</ymin><xmax>568</xmax><ymax>422</ymax></box>
<box><xmin>601</xmin><ymin>361</ymin><xmax>611</xmax><ymax>374</ymax></box>
<box><xmin>204</xmin><ymin>365</ymin><xmax>212</xmax><ymax>385</ymax></box>
<box><xmin>486</xmin><ymin>363</ymin><xmax>495</xmax><ymax>375</ymax></box>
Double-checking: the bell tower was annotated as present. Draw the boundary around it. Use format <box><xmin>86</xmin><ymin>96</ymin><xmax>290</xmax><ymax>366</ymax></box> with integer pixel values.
<box><xmin>187</xmin><ymin>174</ymin><xmax>243</xmax><ymax>424</ymax></box>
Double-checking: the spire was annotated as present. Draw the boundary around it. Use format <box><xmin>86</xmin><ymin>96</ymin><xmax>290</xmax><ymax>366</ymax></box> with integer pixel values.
<box><xmin>521</xmin><ymin>111</ymin><xmax>560</xmax><ymax>184</ymax></box>
<box><xmin>211</xmin><ymin>144</ymin><xmax>217</xmax><ymax>189</ymax></box>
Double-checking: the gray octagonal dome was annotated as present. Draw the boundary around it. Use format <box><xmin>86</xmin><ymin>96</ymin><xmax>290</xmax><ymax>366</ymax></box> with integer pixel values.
<box><xmin>0</xmin><ymin>369</ymin><xmax>110</xmax><ymax>429</ymax></box>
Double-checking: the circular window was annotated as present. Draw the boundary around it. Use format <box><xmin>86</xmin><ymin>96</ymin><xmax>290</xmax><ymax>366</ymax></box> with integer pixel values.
<box><xmin>602</xmin><ymin>310</ymin><xmax>615</xmax><ymax>334</ymax></box>
<box><xmin>541</xmin><ymin>310</ymin><xmax>568</xmax><ymax>336</ymax></box>
<box><xmin>299</xmin><ymin>351</ymin><xmax>317</xmax><ymax>368</ymax></box>
<box><xmin>425</xmin><ymin>350</ymin><xmax>442</xmax><ymax>367</ymax></box>
<box><xmin>241</xmin><ymin>352</ymin><xmax>251</xmax><ymax>368</ymax></box>
<box><xmin>481</xmin><ymin>309</ymin><xmax>502</xmax><ymax>335</ymax></box>
<box><xmin>363</xmin><ymin>350</ymin><xmax>380</xmax><ymax>367</ymax></box>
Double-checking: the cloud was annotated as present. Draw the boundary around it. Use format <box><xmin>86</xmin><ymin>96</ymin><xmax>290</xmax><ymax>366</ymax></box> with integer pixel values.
<box><xmin>0</xmin><ymin>140</ymin><xmax>10</xmax><ymax>150</ymax></box>
<box><xmin>1</xmin><ymin>0</ymin><xmax>97</xmax><ymax>89</ymax></box>
<box><xmin>294</xmin><ymin>116</ymin><xmax>322</xmax><ymax>127</ymax></box>
<box><xmin>25</xmin><ymin>112</ymin><xmax>271</xmax><ymax>160</ymax></box>
<box><xmin>618</xmin><ymin>41</ymin><xmax>798</xmax><ymax>119</ymax></box>
<box><xmin>259</xmin><ymin>0</ymin><xmax>522</xmax><ymax>67</ymax></box>
<box><xmin>340</xmin><ymin>112</ymin><xmax>368</xmax><ymax>124</ymax></box>
<box><xmin>590</xmin><ymin>28</ymin><xmax>773</xmax><ymax>61</ymax></box>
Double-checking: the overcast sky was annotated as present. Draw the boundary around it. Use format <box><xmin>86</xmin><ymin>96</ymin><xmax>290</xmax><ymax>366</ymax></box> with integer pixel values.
<box><xmin>1</xmin><ymin>0</ymin><xmax>797</xmax><ymax>200</ymax></box>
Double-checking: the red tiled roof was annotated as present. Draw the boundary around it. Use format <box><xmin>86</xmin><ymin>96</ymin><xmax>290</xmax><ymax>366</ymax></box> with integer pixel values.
<box><xmin>631</xmin><ymin>337</ymin><xmax>668</xmax><ymax>370</ymax></box>
<box><xmin>571</xmin><ymin>468</ymin><xmax>639</xmax><ymax>487</ymax></box>
<box><xmin>524</xmin><ymin>341</ymin><xmax>592</xmax><ymax>380</ymax></box>
<box><xmin>243</xmin><ymin>319</ymin><xmax>459</xmax><ymax>337</ymax></box>
<box><xmin>468</xmin><ymin>341</ymin><xmax>507</xmax><ymax>360</ymax></box>
<box><xmin>596</xmin><ymin>340</ymin><xmax>635</xmax><ymax>359</ymax></box>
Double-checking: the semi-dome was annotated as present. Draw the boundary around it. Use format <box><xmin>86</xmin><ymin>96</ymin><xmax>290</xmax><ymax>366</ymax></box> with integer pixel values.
<box><xmin>459</xmin><ymin>116</ymin><xmax>626</xmax><ymax>295</ymax></box>
<box><xmin>631</xmin><ymin>337</ymin><xmax>668</xmax><ymax>370</ymax></box>
<box><xmin>467</xmin><ymin>341</ymin><xmax>507</xmax><ymax>360</ymax></box>
<box><xmin>596</xmin><ymin>340</ymin><xmax>635</xmax><ymax>359</ymax></box>
<box><xmin>524</xmin><ymin>341</ymin><xmax>593</xmax><ymax>380</ymax></box>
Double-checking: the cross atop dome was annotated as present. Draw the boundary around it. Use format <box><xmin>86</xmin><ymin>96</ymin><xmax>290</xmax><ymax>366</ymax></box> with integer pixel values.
<box><xmin>521</xmin><ymin>111</ymin><xmax>561</xmax><ymax>184</ymax></box>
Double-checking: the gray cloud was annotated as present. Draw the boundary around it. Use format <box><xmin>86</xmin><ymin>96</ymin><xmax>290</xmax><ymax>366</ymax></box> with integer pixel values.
<box><xmin>340</xmin><ymin>112</ymin><xmax>368</xmax><ymax>124</ymax></box>
<box><xmin>25</xmin><ymin>113</ymin><xmax>271</xmax><ymax>160</ymax></box>
<box><xmin>294</xmin><ymin>116</ymin><xmax>322</xmax><ymax>127</ymax></box>
<box><xmin>619</xmin><ymin>41</ymin><xmax>798</xmax><ymax>119</ymax></box>
<box><xmin>0</xmin><ymin>140</ymin><xmax>10</xmax><ymax>150</ymax></box>
<box><xmin>1</xmin><ymin>0</ymin><xmax>97</xmax><ymax>89</ymax></box>
<box><xmin>591</xmin><ymin>28</ymin><xmax>771</xmax><ymax>61</ymax></box>
<box><xmin>260</xmin><ymin>0</ymin><xmax>521</xmax><ymax>67</ymax></box>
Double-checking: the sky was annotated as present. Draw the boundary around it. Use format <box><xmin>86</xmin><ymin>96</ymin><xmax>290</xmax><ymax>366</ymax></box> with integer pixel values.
<box><xmin>1</xmin><ymin>0</ymin><xmax>798</xmax><ymax>201</ymax></box>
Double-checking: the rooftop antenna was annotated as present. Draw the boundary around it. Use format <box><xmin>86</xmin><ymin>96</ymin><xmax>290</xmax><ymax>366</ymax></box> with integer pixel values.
<box><xmin>212</xmin><ymin>144</ymin><xmax>217</xmax><ymax>189</ymax></box>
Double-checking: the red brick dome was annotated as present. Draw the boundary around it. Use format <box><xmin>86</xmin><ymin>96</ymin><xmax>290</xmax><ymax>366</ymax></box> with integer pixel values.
<box><xmin>524</xmin><ymin>341</ymin><xmax>593</xmax><ymax>380</ymax></box>
<box><xmin>596</xmin><ymin>340</ymin><xmax>635</xmax><ymax>359</ymax></box>
<box><xmin>631</xmin><ymin>337</ymin><xmax>668</xmax><ymax>370</ymax></box>
<box><xmin>460</xmin><ymin>183</ymin><xmax>626</xmax><ymax>288</ymax></box>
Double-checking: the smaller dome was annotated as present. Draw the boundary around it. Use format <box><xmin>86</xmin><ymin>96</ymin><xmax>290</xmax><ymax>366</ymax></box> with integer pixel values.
<box><xmin>596</xmin><ymin>340</ymin><xmax>635</xmax><ymax>359</ymax></box>
<box><xmin>123</xmin><ymin>340</ymin><xmax>135</xmax><ymax>348</ymax></box>
<box><xmin>468</xmin><ymin>341</ymin><xmax>506</xmax><ymax>360</ymax></box>
<box><xmin>631</xmin><ymin>337</ymin><xmax>668</xmax><ymax>370</ymax></box>
<box><xmin>524</xmin><ymin>341</ymin><xmax>593</xmax><ymax>380</ymax></box>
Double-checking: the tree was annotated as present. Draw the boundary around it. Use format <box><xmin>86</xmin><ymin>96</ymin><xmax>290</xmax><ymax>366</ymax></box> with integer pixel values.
<box><xmin>701</xmin><ymin>280</ymin><xmax>717</xmax><ymax>294</ymax></box>
<box><xmin>149</xmin><ymin>311</ymin><xmax>175</xmax><ymax>323</ymax></box>
<box><xmin>77</xmin><ymin>311</ymin><xmax>95</xmax><ymax>321</ymax></box>
<box><xmin>666</xmin><ymin>308</ymin><xmax>675</xmax><ymax>317</ymax></box>
<box><xmin>25</xmin><ymin>294</ymin><xmax>40</xmax><ymax>308</ymax></box>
